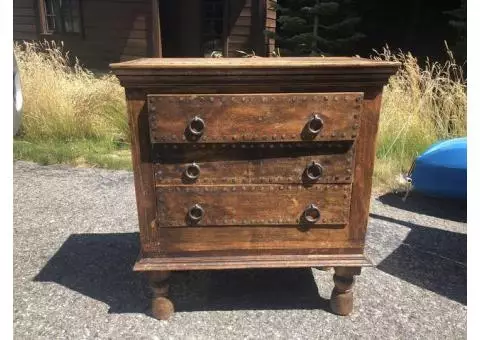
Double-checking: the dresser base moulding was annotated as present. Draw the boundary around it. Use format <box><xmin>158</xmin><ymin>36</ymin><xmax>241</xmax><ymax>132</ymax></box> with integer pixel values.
<box><xmin>133</xmin><ymin>253</ymin><xmax>372</xmax><ymax>271</ymax></box>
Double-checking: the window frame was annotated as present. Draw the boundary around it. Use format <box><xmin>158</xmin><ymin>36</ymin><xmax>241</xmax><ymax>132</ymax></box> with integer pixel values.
<box><xmin>38</xmin><ymin>0</ymin><xmax>84</xmax><ymax>36</ymax></box>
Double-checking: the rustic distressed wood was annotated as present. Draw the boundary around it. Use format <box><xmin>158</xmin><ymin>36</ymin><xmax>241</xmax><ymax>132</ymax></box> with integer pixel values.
<box><xmin>149</xmin><ymin>271</ymin><xmax>174</xmax><ymax>320</ymax></box>
<box><xmin>329</xmin><ymin>266</ymin><xmax>361</xmax><ymax>316</ymax></box>
<box><xmin>147</xmin><ymin>93</ymin><xmax>362</xmax><ymax>143</ymax></box>
<box><xmin>135</xmin><ymin>254</ymin><xmax>370</xmax><ymax>271</ymax></box>
<box><xmin>143</xmin><ymin>225</ymin><xmax>359</xmax><ymax>255</ymax></box>
<box><xmin>156</xmin><ymin>184</ymin><xmax>351</xmax><ymax>227</ymax></box>
<box><xmin>112</xmin><ymin>57</ymin><xmax>399</xmax><ymax>320</ymax></box>
<box><xmin>153</xmin><ymin>141</ymin><xmax>354</xmax><ymax>185</ymax></box>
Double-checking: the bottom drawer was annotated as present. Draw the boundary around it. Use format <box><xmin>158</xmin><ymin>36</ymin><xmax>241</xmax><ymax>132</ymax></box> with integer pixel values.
<box><xmin>156</xmin><ymin>184</ymin><xmax>352</xmax><ymax>227</ymax></box>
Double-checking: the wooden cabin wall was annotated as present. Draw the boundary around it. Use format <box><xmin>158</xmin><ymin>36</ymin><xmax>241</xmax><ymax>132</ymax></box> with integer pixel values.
<box><xmin>78</xmin><ymin>0</ymin><xmax>152</xmax><ymax>66</ymax></box>
<box><xmin>226</xmin><ymin>0</ymin><xmax>276</xmax><ymax>57</ymax></box>
<box><xmin>227</xmin><ymin>0</ymin><xmax>253</xmax><ymax>56</ymax></box>
<box><xmin>13</xmin><ymin>0</ymin><xmax>38</xmax><ymax>41</ymax></box>
<box><xmin>13</xmin><ymin>0</ymin><xmax>276</xmax><ymax>68</ymax></box>
<box><xmin>159</xmin><ymin>0</ymin><xmax>201</xmax><ymax>57</ymax></box>
<box><xmin>13</xmin><ymin>0</ymin><xmax>152</xmax><ymax>69</ymax></box>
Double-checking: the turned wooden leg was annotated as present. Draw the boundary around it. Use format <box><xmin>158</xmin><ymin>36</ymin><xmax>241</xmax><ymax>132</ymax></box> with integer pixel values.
<box><xmin>330</xmin><ymin>266</ymin><xmax>361</xmax><ymax>316</ymax></box>
<box><xmin>149</xmin><ymin>271</ymin><xmax>174</xmax><ymax>320</ymax></box>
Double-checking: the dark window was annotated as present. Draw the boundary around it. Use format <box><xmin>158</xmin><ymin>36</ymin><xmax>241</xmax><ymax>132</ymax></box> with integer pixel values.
<box><xmin>202</xmin><ymin>0</ymin><xmax>225</xmax><ymax>56</ymax></box>
<box><xmin>42</xmin><ymin>0</ymin><xmax>81</xmax><ymax>34</ymax></box>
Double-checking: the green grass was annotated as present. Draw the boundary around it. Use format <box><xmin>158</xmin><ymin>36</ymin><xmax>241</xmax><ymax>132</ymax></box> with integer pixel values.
<box><xmin>14</xmin><ymin>138</ymin><xmax>132</xmax><ymax>170</ymax></box>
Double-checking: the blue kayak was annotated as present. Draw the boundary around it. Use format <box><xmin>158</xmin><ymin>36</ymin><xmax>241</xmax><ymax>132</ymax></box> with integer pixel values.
<box><xmin>408</xmin><ymin>137</ymin><xmax>467</xmax><ymax>199</ymax></box>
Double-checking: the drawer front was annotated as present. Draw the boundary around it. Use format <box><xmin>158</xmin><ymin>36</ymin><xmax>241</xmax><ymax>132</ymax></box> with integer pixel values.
<box><xmin>156</xmin><ymin>184</ymin><xmax>351</xmax><ymax>227</ymax></box>
<box><xmin>153</xmin><ymin>142</ymin><xmax>354</xmax><ymax>185</ymax></box>
<box><xmin>148</xmin><ymin>92</ymin><xmax>363</xmax><ymax>143</ymax></box>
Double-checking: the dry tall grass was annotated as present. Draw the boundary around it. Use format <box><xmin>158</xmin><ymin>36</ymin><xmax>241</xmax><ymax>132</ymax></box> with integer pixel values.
<box><xmin>14</xmin><ymin>41</ymin><xmax>467</xmax><ymax>190</ymax></box>
<box><xmin>373</xmin><ymin>44</ymin><xmax>466</xmax><ymax>189</ymax></box>
<box><xmin>14</xmin><ymin>40</ymin><xmax>127</xmax><ymax>141</ymax></box>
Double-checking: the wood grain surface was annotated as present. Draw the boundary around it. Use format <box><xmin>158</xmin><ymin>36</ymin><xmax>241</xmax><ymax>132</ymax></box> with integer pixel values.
<box><xmin>155</xmin><ymin>184</ymin><xmax>351</xmax><ymax>227</ymax></box>
<box><xmin>152</xmin><ymin>141</ymin><xmax>354</xmax><ymax>185</ymax></box>
<box><xmin>111</xmin><ymin>57</ymin><xmax>400</xmax><ymax>69</ymax></box>
<box><xmin>143</xmin><ymin>225</ymin><xmax>354</xmax><ymax>254</ymax></box>
<box><xmin>147</xmin><ymin>93</ymin><xmax>363</xmax><ymax>143</ymax></box>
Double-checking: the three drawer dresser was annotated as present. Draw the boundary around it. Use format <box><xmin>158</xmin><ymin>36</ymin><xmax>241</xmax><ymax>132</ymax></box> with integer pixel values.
<box><xmin>111</xmin><ymin>57</ymin><xmax>399</xmax><ymax>320</ymax></box>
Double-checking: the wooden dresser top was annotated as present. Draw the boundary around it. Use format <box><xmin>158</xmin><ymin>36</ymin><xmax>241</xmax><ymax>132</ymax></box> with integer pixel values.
<box><xmin>111</xmin><ymin>57</ymin><xmax>399</xmax><ymax>70</ymax></box>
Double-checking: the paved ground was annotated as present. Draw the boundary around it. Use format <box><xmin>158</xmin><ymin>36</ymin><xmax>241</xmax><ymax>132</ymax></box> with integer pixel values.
<box><xmin>13</xmin><ymin>161</ymin><xmax>467</xmax><ymax>339</ymax></box>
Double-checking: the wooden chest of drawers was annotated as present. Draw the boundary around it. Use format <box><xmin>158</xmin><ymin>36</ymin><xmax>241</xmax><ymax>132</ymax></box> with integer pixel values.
<box><xmin>111</xmin><ymin>57</ymin><xmax>399</xmax><ymax>320</ymax></box>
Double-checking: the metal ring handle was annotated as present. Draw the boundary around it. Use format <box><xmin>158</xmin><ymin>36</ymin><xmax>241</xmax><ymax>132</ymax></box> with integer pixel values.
<box><xmin>307</xmin><ymin>114</ymin><xmax>324</xmax><ymax>134</ymax></box>
<box><xmin>185</xmin><ymin>162</ymin><xmax>200</xmax><ymax>180</ymax></box>
<box><xmin>188</xmin><ymin>204</ymin><xmax>204</xmax><ymax>222</ymax></box>
<box><xmin>303</xmin><ymin>204</ymin><xmax>321</xmax><ymax>223</ymax></box>
<box><xmin>306</xmin><ymin>161</ymin><xmax>324</xmax><ymax>181</ymax></box>
<box><xmin>188</xmin><ymin>116</ymin><xmax>205</xmax><ymax>136</ymax></box>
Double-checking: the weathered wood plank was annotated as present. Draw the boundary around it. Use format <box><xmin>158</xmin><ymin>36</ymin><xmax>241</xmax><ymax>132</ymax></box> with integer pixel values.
<box><xmin>147</xmin><ymin>93</ymin><xmax>363</xmax><ymax>143</ymax></box>
<box><xmin>152</xmin><ymin>142</ymin><xmax>354</xmax><ymax>185</ymax></box>
<box><xmin>156</xmin><ymin>184</ymin><xmax>351</xmax><ymax>227</ymax></box>
<box><xmin>144</xmin><ymin>225</ymin><xmax>353</xmax><ymax>253</ymax></box>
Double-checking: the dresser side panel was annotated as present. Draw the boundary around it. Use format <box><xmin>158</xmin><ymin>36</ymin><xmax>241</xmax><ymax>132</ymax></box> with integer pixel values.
<box><xmin>125</xmin><ymin>89</ymin><xmax>157</xmax><ymax>252</ymax></box>
<box><xmin>348</xmin><ymin>88</ymin><xmax>384</xmax><ymax>243</ymax></box>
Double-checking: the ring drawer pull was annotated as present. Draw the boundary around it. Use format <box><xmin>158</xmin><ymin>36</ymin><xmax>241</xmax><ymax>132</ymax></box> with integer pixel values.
<box><xmin>307</xmin><ymin>114</ymin><xmax>324</xmax><ymax>134</ymax></box>
<box><xmin>306</xmin><ymin>161</ymin><xmax>324</xmax><ymax>181</ymax></box>
<box><xmin>303</xmin><ymin>204</ymin><xmax>321</xmax><ymax>223</ymax></box>
<box><xmin>188</xmin><ymin>116</ymin><xmax>205</xmax><ymax>136</ymax></box>
<box><xmin>188</xmin><ymin>204</ymin><xmax>204</xmax><ymax>223</ymax></box>
<box><xmin>185</xmin><ymin>162</ymin><xmax>200</xmax><ymax>180</ymax></box>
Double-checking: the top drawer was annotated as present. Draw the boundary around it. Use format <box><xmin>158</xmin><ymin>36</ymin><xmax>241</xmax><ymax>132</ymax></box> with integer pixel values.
<box><xmin>147</xmin><ymin>93</ymin><xmax>363</xmax><ymax>143</ymax></box>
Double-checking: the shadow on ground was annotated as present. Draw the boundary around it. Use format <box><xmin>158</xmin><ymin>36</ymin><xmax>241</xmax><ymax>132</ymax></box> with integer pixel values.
<box><xmin>34</xmin><ymin>233</ymin><xmax>328</xmax><ymax>316</ymax></box>
<box><xmin>377</xmin><ymin>191</ymin><xmax>467</xmax><ymax>223</ymax></box>
<box><xmin>372</xmin><ymin>193</ymin><xmax>467</xmax><ymax>305</ymax></box>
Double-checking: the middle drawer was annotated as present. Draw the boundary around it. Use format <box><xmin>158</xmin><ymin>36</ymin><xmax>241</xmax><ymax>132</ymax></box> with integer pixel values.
<box><xmin>153</xmin><ymin>142</ymin><xmax>354</xmax><ymax>185</ymax></box>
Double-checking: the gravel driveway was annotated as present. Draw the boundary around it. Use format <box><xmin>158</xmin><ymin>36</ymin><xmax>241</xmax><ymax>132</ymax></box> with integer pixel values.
<box><xmin>13</xmin><ymin>161</ymin><xmax>467</xmax><ymax>339</ymax></box>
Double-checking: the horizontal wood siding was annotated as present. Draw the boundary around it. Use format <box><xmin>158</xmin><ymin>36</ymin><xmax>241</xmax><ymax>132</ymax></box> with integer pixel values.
<box><xmin>227</xmin><ymin>0</ymin><xmax>252</xmax><ymax>56</ymax></box>
<box><xmin>14</xmin><ymin>0</ymin><xmax>152</xmax><ymax>68</ymax></box>
<box><xmin>13</xmin><ymin>0</ymin><xmax>273</xmax><ymax>66</ymax></box>
<box><xmin>64</xmin><ymin>0</ymin><xmax>151</xmax><ymax>68</ymax></box>
<box><xmin>13</xmin><ymin>0</ymin><xmax>38</xmax><ymax>41</ymax></box>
